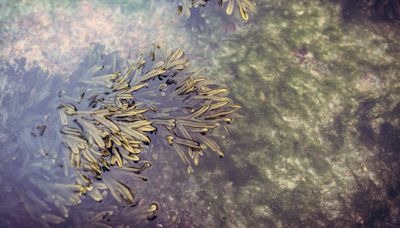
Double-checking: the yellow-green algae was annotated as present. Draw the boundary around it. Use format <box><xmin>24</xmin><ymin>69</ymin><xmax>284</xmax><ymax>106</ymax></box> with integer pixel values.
<box><xmin>185</xmin><ymin>0</ymin><xmax>400</xmax><ymax>226</ymax></box>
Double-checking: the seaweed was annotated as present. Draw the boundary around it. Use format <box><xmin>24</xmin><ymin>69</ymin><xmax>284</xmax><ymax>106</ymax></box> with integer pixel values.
<box><xmin>0</xmin><ymin>42</ymin><xmax>239</xmax><ymax>226</ymax></box>
<box><xmin>60</xmin><ymin>42</ymin><xmax>240</xmax><ymax>176</ymax></box>
<box><xmin>0</xmin><ymin>58</ymin><xmax>83</xmax><ymax>226</ymax></box>
<box><xmin>177</xmin><ymin>0</ymin><xmax>256</xmax><ymax>21</ymax></box>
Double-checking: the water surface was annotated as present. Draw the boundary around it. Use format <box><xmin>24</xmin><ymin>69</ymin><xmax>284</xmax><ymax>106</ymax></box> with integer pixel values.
<box><xmin>0</xmin><ymin>0</ymin><xmax>399</xmax><ymax>227</ymax></box>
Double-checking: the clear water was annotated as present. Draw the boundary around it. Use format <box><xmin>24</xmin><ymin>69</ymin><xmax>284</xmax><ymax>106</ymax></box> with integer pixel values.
<box><xmin>0</xmin><ymin>0</ymin><xmax>399</xmax><ymax>227</ymax></box>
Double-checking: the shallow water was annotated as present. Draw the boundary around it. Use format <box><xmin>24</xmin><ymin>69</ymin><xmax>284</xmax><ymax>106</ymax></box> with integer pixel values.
<box><xmin>1</xmin><ymin>0</ymin><xmax>400</xmax><ymax>227</ymax></box>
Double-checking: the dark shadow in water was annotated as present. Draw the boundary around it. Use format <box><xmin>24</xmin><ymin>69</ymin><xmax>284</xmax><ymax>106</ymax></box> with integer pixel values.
<box><xmin>339</xmin><ymin>0</ymin><xmax>367</xmax><ymax>23</ymax></box>
<box><xmin>336</xmin><ymin>0</ymin><xmax>400</xmax><ymax>24</ymax></box>
<box><xmin>223</xmin><ymin>156</ymin><xmax>261</xmax><ymax>187</ymax></box>
<box><xmin>341</xmin><ymin>94</ymin><xmax>400</xmax><ymax>227</ymax></box>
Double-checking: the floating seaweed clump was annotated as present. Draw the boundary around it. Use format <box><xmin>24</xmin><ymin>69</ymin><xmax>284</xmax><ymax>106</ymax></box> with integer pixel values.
<box><xmin>177</xmin><ymin>0</ymin><xmax>256</xmax><ymax>21</ymax></box>
<box><xmin>0</xmin><ymin>58</ymin><xmax>159</xmax><ymax>227</ymax></box>
<box><xmin>61</xmin><ymin>42</ymin><xmax>240</xmax><ymax>177</ymax></box>
<box><xmin>0</xmin><ymin>42</ymin><xmax>239</xmax><ymax>226</ymax></box>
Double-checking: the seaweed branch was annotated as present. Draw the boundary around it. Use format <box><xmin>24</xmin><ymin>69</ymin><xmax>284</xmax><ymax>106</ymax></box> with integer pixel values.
<box><xmin>177</xmin><ymin>0</ymin><xmax>257</xmax><ymax>21</ymax></box>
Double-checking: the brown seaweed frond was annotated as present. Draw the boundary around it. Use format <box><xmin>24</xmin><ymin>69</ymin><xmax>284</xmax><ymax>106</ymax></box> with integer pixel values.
<box><xmin>178</xmin><ymin>0</ymin><xmax>256</xmax><ymax>21</ymax></box>
<box><xmin>56</xmin><ymin>42</ymin><xmax>239</xmax><ymax>219</ymax></box>
<box><xmin>1</xmin><ymin>42</ymin><xmax>238</xmax><ymax>226</ymax></box>
<box><xmin>60</xmin><ymin>42</ymin><xmax>239</xmax><ymax>176</ymax></box>
<box><xmin>124</xmin><ymin>41</ymin><xmax>241</xmax><ymax>173</ymax></box>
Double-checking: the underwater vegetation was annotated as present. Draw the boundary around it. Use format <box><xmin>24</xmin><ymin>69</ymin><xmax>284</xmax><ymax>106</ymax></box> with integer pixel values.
<box><xmin>0</xmin><ymin>57</ymin><xmax>160</xmax><ymax>227</ymax></box>
<box><xmin>61</xmin><ymin>42</ymin><xmax>240</xmax><ymax>175</ymax></box>
<box><xmin>0</xmin><ymin>42</ymin><xmax>239</xmax><ymax>226</ymax></box>
<box><xmin>0</xmin><ymin>59</ymin><xmax>93</xmax><ymax>226</ymax></box>
<box><xmin>177</xmin><ymin>0</ymin><xmax>256</xmax><ymax>21</ymax></box>
<box><xmin>2</xmin><ymin>0</ymin><xmax>400</xmax><ymax>227</ymax></box>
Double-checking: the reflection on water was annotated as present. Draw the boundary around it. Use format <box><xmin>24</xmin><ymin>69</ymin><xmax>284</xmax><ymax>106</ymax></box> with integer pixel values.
<box><xmin>1</xmin><ymin>0</ymin><xmax>400</xmax><ymax>227</ymax></box>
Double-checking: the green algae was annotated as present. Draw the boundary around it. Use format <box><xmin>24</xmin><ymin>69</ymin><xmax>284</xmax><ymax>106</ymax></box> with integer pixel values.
<box><xmin>184</xmin><ymin>0</ymin><xmax>400</xmax><ymax>226</ymax></box>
